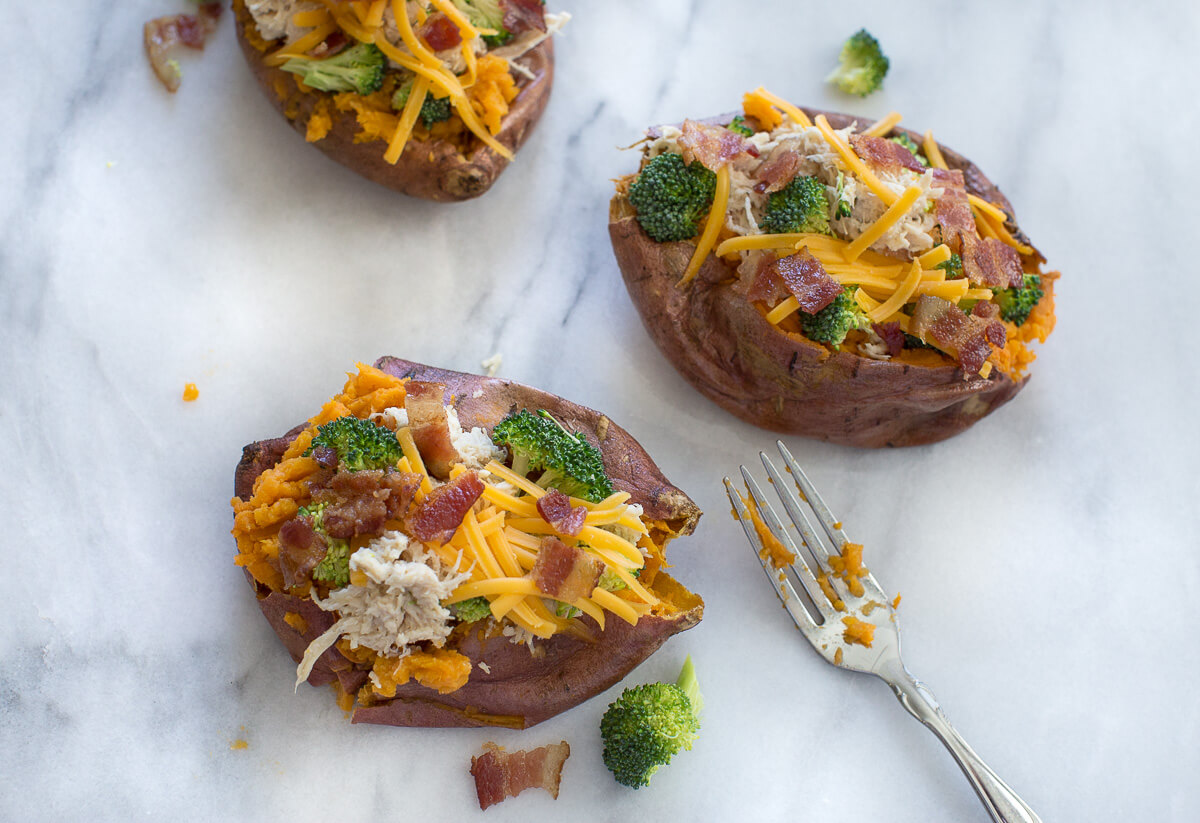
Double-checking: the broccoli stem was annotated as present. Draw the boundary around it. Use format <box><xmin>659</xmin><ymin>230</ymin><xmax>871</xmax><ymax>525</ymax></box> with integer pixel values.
<box><xmin>676</xmin><ymin>655</ymin><xmax>703</xmax><ymax>713</ymax></box>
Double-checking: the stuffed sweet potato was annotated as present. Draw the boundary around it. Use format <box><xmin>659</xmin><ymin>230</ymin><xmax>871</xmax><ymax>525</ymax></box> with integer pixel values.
<box><xmin>233</xmin><ymin>0</ymin><xmax>567</xmax><ymax>201</ymax></box>
<box><xmin>231</xmin><ymin>359</ymin><xmax>703</xmax><ymax>728</ymax></box>
<box><xmin>609</xmin><ymin>89</ymin><xmax>1057</xmax><ymax>447</ymax></box>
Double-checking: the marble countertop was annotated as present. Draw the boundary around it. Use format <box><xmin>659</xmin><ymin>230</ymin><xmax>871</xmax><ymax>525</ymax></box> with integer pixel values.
<box><xmin>3</xmin><ymin>1</ymin><xmax>1198</xmax><ymax>820</ymax></box>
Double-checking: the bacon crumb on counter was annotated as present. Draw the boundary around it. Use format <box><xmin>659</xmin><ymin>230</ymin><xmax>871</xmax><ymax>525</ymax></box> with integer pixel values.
<box><xmin>530</xmin><ymin>537</ymin><xmax>601</xmax><ymax>603</ymax></box>
<box><xmin>470</xmin><ymin>741</ymin><xmax>570</xmax><ymax>810</ymax></box>
<box><xmin>535</xmin><ymin>489</ymin><xmax>586</xmax><ymax>537</ymax></box>
<box><xmin>144</xmin><ymin>2</ymin><xmax>221</xmax><ymax>93</ymax></box>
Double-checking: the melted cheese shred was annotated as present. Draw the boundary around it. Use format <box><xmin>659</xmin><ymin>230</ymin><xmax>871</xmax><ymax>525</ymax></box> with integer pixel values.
<box><xmin>863</xmin><ymin>111</ymin><xmax>902</xmax><ymax>138</ymax></box>
<box><xmin>751</xmin><ymin>86</ymin><xmax>812</xmax><ymax>128</ymax></box>
<box><xmin>681</xmin><ymin>165</ymin><xmax>731</xmax><ymax>286</ymax></box>
<box><xmin>814</xmin><ymin>114</ymin><xmax>896</xmax><ymax>206</ymax></box>
<box><xmin>843</xmin><ymin>185</ymin><xmax>923</xmax><ymax>262</ymax></box>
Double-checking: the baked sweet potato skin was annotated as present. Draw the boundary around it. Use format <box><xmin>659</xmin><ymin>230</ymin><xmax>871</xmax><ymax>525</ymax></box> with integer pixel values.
<box><xmin>232</xmin><ymin>9</ymin><xmax>554</xmax><ymax>202</ymax></box>
<box><xmin>610</xmin><ymin>108</ymin><xmax>1031</xmax><ymax>448</ymax></box>
<box><xmin>233</xmin><ymin>359</ymin><xmax>703</xmax><ymax>728</ymax></box>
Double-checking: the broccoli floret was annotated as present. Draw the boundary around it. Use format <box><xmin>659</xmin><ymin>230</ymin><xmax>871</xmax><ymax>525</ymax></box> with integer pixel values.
<box><xmin>491</xmin><ymin>409</ymin><xmax>614</xmax><ymax>503</ymax></box>
<box><xmin>889</xmin><ymin>133</ymin><xmax>928</xmax><ymax>166</ymax></box>
<box><xmin>937</xmin><ymin>253</ymin><xmax>964</xmax><ymax>279</ymax></box>
<box><xmin>627</xmin><ymin>153</ymin><xmax>717</xmax><ymax>243</ymax></box>
<box><xmin>801</xmin><ymin>288</ymin><xmax>867</xmax><ymax>347</ymax></box>
<box><xmin>727</xmin><ymin>115</ymin><xmax>754</xmax><ymax>137</ymax></box>
<box><xmin>297</xmin><ymin>502</ymin><xmax>351</xmax><ymax>587</ymax></box>
<box><xmin>304</xmin><ymin>416</ymin><xmax>403</xmax><ymax>472</ymax></box>
<box><xmin>453</xmin><ymin>0</ymin><xmax>527</xmax><ymax>46</ymax></box>
<box><xmin>994</xmin><ymin>274</ymin><xmax>1044</xmax><ymax>326</ymax></box>
<box><xmin>451</xmin><ymin>596</ymin><xmax>493</xmax><ymax>623</ymax></box>
<box><xmin>762</xmin><ymin>175</ymin><xmax>831</xmax><ymax>235</ymax></box>
<box><xmin>834</xmin><ymin>171</ymin><xmax>853</xmax><ymax>219</ymax></box>
<box><xmin>280</xmin><ymin>43</ymin><xmax>385</xmax><ymax>95</ymax></box>
<box><xmin>600</xmin><ymin>656</ymin><xmax>702</xmax><ymax>789</ymax></box>
<box><xmin>827</xmin><ymin>29</ymin><xmax>889</xmax><ymax>97</ymax></box>
<box><xmin>392</xmin><ymin>83</ymin><xmax>454</xmax><ymax>128</ymax></box>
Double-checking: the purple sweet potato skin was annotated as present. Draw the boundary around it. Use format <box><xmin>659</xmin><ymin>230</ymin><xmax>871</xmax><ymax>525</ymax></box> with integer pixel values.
<box><xmin>611</xmin><ymin>108</ymin><xmax>1034</xmax><ymax>448</ymax></box>
<box><xmin>233</xmin><ymin>359</ymin><xmax>703</xmax><ymax>729</ymax></box>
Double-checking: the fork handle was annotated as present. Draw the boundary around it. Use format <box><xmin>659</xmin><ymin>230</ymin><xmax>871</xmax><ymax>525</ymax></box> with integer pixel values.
<box><xmin>885</xmin><ymin>670</ymin><xmax>1042</xmax><ymax>823</ymax></box>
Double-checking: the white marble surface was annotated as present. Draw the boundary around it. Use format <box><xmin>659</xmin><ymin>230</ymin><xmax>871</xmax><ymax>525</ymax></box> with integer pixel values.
<box><xmin>3</xmin><ymin>1</ymin><xmax>1198</xmax><ymax>820</ymax></box>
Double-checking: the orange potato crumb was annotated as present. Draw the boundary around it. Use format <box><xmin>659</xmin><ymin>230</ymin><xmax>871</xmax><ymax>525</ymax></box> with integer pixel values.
<box><xmin>841</xmin><ymin>616</ymin><xmax>875</xmax><ymax>647</ymax></box>
<box><xmin>182</xmin><ymin>383</ymin><xmax>199</xmax><ymax>401</ymax></box>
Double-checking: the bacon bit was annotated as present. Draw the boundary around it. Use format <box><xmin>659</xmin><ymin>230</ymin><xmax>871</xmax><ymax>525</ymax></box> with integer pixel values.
<box><xmin>742</xmin><ymin>252</ymin><xmax>787</xmax><ymax>305</ymax></box>
<box><xmin>470</xmin><ymin>741</ymin><xmax>570</xmax><ymax>811</ymax></box>
<box><xmin>965</xmin><ymin>237</ymin><xmax>1024</xmax><ymax>289</ymax></box>
<box><xmin>754</xmin><ymin>150</ymin><xmax>802</xmax><ymax>194</ymax></box>
<box><xmin>910</xmin><ymin>295</ymin><xmax>1006</xmax><ymax>375</ymax></box>
<box><xmin>536</xmin><ymin>489</ymin><xmax>587</xmax><ymax>537</ymax></box>
<box><xmin>530</xmin><ymin>537</ymin><xmax>601</xmax><ymax>603</ymax></box>
<box><xmin>971</xmin><ymin>300</ymin><xmax>1000</xmax><ymax>320</ymax></box>
<box><xmin>678</xmin><ymin>119</ymin><xmax>752</xmax><ymax>171</ymax></box>
<box><xmin>278</xmin><ymin>517</ymin><xmax>326</xmax><ymax>590</ymax></box>
<box><xmin>933</xmin><ymin>169</ymin><xmax>974</xmax><ymax>253</ymax></box>
<box><xmin>404</xmin><ymin>381</ymin><xmax>460</xmax><ymax>480</ymax></box>
<box><xmin>406</xmin><ymin>471</ymin><xmax>485</xmax><ymax>545</ymax></box>
<box><xmin>308</xmin><ymin>31</ymin><xmax>348</xmax><ymax>58</ymax></box>
<box><xmin>420</xmin><ymin>13</ymin><xmax>463</xmax><ymax>51</ymax></box>
<box><xmin>500</xmin><ymin>0</ymin><xmax>549</xmax><ymax>34</ymax></box>
<box><xmin>771</xmin><ymin>250</ymin><xmax>843</xmax><ymax>314</ymax></box>
<box><xmin>143</xmin><ymin>3</ymin><xmax>221</xmax><ymax>93</ymax></box>
<box><xmin>872</xmin><ymin>321</ymin><xmax>906</xmax><ymax>356</ymax></box>
<box><xmin>850</xmin><ymin>134</ymin><xmax>926</xmax><ymax>174</ymax></box>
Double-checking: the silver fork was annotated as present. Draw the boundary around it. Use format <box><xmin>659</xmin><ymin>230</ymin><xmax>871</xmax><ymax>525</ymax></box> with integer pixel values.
<box><xmin>725</xmin><ymin>442</ymin><xmax>1041</xmax><ymax>823</ymax></box>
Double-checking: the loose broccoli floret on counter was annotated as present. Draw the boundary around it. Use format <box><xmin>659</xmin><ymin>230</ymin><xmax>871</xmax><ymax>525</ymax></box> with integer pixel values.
<box><xmin>994</xmin><ymin>274</ymin><xmax>1044</xmax><ymax>326</ymax></box>
<box><xmin>801</xmin><ymin>288</ymin><xmax>868</xmax><ymax>347</ymax></box>
<box><xmin>889</xmin><ymin>133</ymin><xmax>928</xmax><ymax>166</ymax></box>
<box><xmin>627</xmin><ymin>153</ymin><xmax>718</xmax><ymax>243</ymax></box>
<box><xmin>451</xmin><ymin>596</ymin><xmax>493</xmax><ymax>623</ymax></box>
<box><xmin>827</xmin><ymin>29</ymin><xmax>889</xmax><ymax>97</ymax></box>
<box><xmin>937</xmin><ymin>253</ymin><xmax>964</xmax><ymax>279</ymax></box>
<box><xmin>600</xmin><ymin>656</ymin><xmax>702</xmax><ymax>789</ymax></box>
<box><xmin>280</xmin><ymin>43</ymin><xmax>385</xmax><ymax>95</ymax></box>
<box><xmin>491</xmin><ymin>409</ymin><xmax>614</xmax><ymax>503</ymax></box>
<box><xmin>727</xmin><ymin>115</ymin><xmax>755</xmax><ymax>137</ymax></box>
<box><xmin>393</xmin><ymin>83</ymin><xmax>454</xmax><ymax>128</ymax></box>
<box><xmin>834</xmin><ymin>171</ymin><xmax>853</xmax><ymax>219</ymax></box>
<box><xmin>304</xmin><ymin>416</ymin><xmax>404</xmax><ymax>472</ymax></box>
<box><xmin>762</xmin><ymin>175</ymin><xmax>831</xmax><ymax>235</ymax></box>
<box><xmin>453</xmin><ymin>0</ymin><xmax>512</xmax><ymax>46</ymax></box>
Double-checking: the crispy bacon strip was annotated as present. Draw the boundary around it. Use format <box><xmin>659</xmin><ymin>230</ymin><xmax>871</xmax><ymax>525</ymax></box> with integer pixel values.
<box><xmin>910</xmin><ymin>295</ymin><xmax>1006</xmax><ymax>375</ymax></box>
<box><xmin>404</xmin><ymin>381</ymin><xmax>460</xmax><ymax>480</ymax></box>
<box><xmin>754</xmin><ymin>149</ymin><xmax>802</xmax><ymax>194</ymax></box>
<box><xmin>536</xmin><ymin>489</ymin><xmax>587</xmax><ymax>537</ymax></box>
<box><xmin>470</xmin><ymin>741</ymin><xmax>570</xmax><ymax>811</ymax></box>
<box><xmin>742</xmin><ymin>252</ymin><xmax>788</xmax><ymax>305</ymax></box>
<box><xmin>501</xmin><ymin>0</ymin><xmax>549</xmax><ymax>34</ymax></box>
<box><xmin>143</xmin><ymin>3</ymin><xmax>221</xmax><ymax>93</ymax></box>
<box><xmin>965</xmin><ymin>237</ymin><xmax>1024</xmax><ymax>289</ymax></box>
<box><xmin>420</xmin><ymin>13</ymin><xmax>462</xmax><ymax>51</ymax></box>
<box><xmin>851</xmin><ymin>134</ymin><xmax>926</xmax><ymax>174</ymax></box>
<box><xmin>406</xmin><ymin>470</ymin><xmax>484</xmax><ymax>545</ymax></box>
<box><xmin>771</xmin><ymin>250</ymin><xmax>843</xmax><ymax>314</ymax></box>
<box><xmin>530</xmin><ymin>537</ymin><xmax>601</xmax><ymax>603</ymax></box>
<box><xmin>678</xmin><ymin>120</ymin><xmax>753</xmax><ymax>171</ymax></box>
<box><xmin>933</xmin><ymin>169</ymin><xmax>974</xmax><ymax>254</ymax></box>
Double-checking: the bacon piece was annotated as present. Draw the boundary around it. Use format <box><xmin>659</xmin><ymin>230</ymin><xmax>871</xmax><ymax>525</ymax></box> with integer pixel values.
<box><xmin>500</xmin><ymin>0</ymin><xmax>549</xmax><ymax>34</ymax></box>
<box><xmin>143</xmin><ymin>3</ymin><xmax>221</xmax><ymax>93</ymax></box>
<box><xmin>754</xmin><ymin>149</ymin><xmax>802</xmax><ymax>194</ymax></box>
<box><xmin>314</xmin><ymin>469</ymin><xmax>422</xmax><ymax>540</ymax></box>
<box><xmin>404</xmin><ymin>381</ymin><xmax>460</xmax><ymax>480</ymax></box>
<box><xmin>678</xmin><ymin>119</ymin><xmax>752</xmax><ymax>171</ymax></box>
<box><xmin>933</xmin><ymin>169</ymin><xmax>975</xmax><ymax>254</ymax></box>
<box><xmin>770</xmin><ymin>250</ymin><xmax>843</xmax><ymax>314</ymax></box>
<box><xmin>850</xmin><ymin>134</ymin><xmax>927</xmax><ymax>174</ymax></box>
<box><xmin>530</xmin><ymin>537</ymin><xmax>601</xmax><ymax>603</ymax></box>
<box><xmin>470</xmin><ymin>741</ymin><xmax>570</xmax><ymax>811</ymax></box>
<box><xmin>965</xmin><ymin>237</ymin><xmax>1024</xmax><ymax>289</ymax></box>
<box><xmin>872</xmin><ymin>321</ymin><xmax>906</xmax><ymax>357</ymax></box>
<box><xmin>278</xmin><ymin>517</ymin><xmax>327</xmax><ymax>590</ymax></box>
<box><xmin>536</xmin><ymin>489</ymin><xmax>587</xmax><ymax>537</ymax></box>
<box><xmin>910</xmin><ymin>295</ymin><xmax>1006</xmax><ymax>375</ymax></box>
<box><xmin>406</xmin><ymin>471</ymin><xmax>485</xmax><ymax>545</ymax></box>
<box><xmin>420</xmin><ymin>13</ymin><xmax>463</xmax><ymax>51</ymax></box>
<box><xmin>971</xmin><ymin>300</ymin><xmax>1000</xmax><ymax>320</ymax></box>
<box><xmin>308</xmin><ymin>31</ymin><xmax>348</xmax><ymax>58</ymax></box>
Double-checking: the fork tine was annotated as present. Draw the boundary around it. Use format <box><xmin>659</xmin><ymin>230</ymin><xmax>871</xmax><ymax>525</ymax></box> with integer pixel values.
<box><xmin>736</xmin><ymin>467</ymin><xmax>837</xmax><ymax>621</ymax></box>
<box><xmin>724</xmin><ymin>477</ymin><xmax>819</xmax><ymax>633</ymax></box>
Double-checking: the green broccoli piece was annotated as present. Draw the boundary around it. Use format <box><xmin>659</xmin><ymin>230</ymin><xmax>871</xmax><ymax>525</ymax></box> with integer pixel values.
<box><xmin>392</xmin><ymin>83</ymin><xmax>454</xmax><ymax>128</ymax></box>
<box><xmin>801</xmin><ymin>288</ymin><xmax>867</xmax><ymax>347</ymax></box>
<box><xmin>312</xmin><ymin>542</ymin><xmax>350</xmax><ymax>587</ymax></box>
<box><xmin>453</xmin><ymin>0</ymin><xmax>511</xmax><ymax>46</ymax></box>
<box><xmin>889</xmin><ymin>133</ymin><xmax>928</xmax><ymax>166</ymax></box>
<box><xmin>599</xmin><ymin>565</ymin><xmax>629</xmax><ymax>592</ymax></box>
<box><xmin>827</xmin><ymin>29</ymin><xmax>889</xmax><ymax>97</ymax></box>
<box><xmin>762</xmin><ymin>175</ymin><xmax>831</xmax><ymax>236</ymax></box>
<box><xmin>936</xmin><ymin>253</ymin><xmax>964</xmax><ymax>279</ymax></box>
<box><xmin>727</xmin><ymin>115</ymin><xmax>755</xmax><ymax>137</ymax></box>
<box><xmin>994</xmin><ymin>274</ymin><xmax>1044</xmax><ymax>326</ymax></box>
<box><xmin>280</xmin><ymin>43</ymin><xmax>385</xmax><ymax>95</ymax></box>
<box><xmin>451</xmin><ymin>596</ymin><xmax>493</xmax><ymax>623</ymax></box>
<box><xmin>304</xmin><ymin>416</ymin><xmax>403</xmax><ymax>472</ymax></box>
<box><xmin>834</xmin><ymin>171</ymin><xmax>853</xmax><ymax>219</ymax></box>
<box><xmin>627</xmin><ymin>153</ymin><xmax>717</xmax><ymax>243</ymax></box>
<box><xmin>600</xmin><ymin>656</ymin><xmax>702</xmax><ymax>789</ymax></box>
<box><xmin>491</xmin><ymin>409</ymin><xmax>614</xmax><ymax>503</ymax></box>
